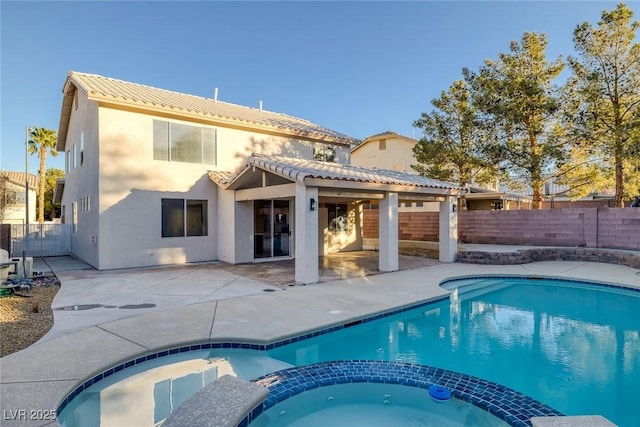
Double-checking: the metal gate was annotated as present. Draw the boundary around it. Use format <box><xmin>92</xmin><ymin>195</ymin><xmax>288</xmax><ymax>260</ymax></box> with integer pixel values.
<box><xmin>9</xmin><ymin>224</ymin><xmax>71</xmax><ymax>257</ymax></box>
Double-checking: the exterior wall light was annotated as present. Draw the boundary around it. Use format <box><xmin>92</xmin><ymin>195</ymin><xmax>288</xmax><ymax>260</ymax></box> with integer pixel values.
<box><xmin>310</xmin><ymin>198</ymin><xmax>316</xmax><ymax>211</ymax></box>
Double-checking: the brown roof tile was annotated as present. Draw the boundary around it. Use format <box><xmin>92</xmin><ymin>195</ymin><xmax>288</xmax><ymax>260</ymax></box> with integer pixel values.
<box><xmin>0</xmin><ymin>171</ymin><xmax>39</xmax><ymax>189</ymax></box>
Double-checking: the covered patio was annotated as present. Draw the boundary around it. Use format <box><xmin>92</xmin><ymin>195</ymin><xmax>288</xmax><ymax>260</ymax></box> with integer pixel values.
<box><xmin>216</xmin><ymin>250</ymin><xmax>439</xmax><ymax>286</ymax></box>
<box><xmin>211</xmin><ymin>154</ymin><xmax>463</xmax><ymax>284</ymax></box>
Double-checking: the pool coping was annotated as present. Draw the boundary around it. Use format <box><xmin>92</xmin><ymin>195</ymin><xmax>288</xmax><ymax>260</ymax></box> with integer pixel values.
<box><xmin>1</xmin><ymin>261</ymin><xmax>639</xmax><ymax>427</ymax></box>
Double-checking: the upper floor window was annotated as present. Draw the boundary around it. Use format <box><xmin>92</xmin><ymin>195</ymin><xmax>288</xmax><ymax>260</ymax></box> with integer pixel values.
<box><xmin>313</xmin><ymin>145</ymin><xmax>336</xmax><ymax>162</ymax></box>
<box><xmin>80</xmin><ymin>132</ymin><xmax>85</xmax><ymax>167</ymax></box>
<box><xmin>379</xmin><ymin>139</ymin><xmax>387</xmax><ymax>150</ymax></box>
<box><xmin>153</xmin><ymin>121</ymin><xmax>216</xmax><ymax>165</ymax></box>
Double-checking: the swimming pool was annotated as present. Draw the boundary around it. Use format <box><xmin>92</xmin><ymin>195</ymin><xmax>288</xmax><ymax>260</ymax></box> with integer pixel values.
<box><xmin>57</xmin><ymin>277</ymin><xmax>640</xmax><ymax>427</ymax></box>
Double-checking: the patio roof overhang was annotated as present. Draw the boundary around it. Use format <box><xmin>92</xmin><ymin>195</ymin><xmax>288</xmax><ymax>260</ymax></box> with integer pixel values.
<box><xmin>208</xmin><ymin>154</ymin><xmax>464</xmax><ymax>201</ymax></box>
<box><xmin>463</xmin><ymin>191</ymin><xmax>531</xmax><ymax>202</ymax></box>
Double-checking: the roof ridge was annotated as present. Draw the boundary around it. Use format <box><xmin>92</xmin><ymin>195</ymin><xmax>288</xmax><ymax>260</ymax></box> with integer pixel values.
<box><xmin>69</xmin><ymin>71</ymin><xmax>310</xmax><ymax>121</ymax></box>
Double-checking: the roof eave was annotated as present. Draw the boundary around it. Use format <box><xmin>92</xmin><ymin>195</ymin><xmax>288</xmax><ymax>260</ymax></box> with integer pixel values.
<box><xmin>56</xmin><ymin>74</ymin><xmax>78</xmax><ymax>151</ymax></box>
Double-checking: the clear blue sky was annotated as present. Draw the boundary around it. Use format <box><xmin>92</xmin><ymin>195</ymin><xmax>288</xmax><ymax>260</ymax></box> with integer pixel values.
<box><xmin>1</xmin><ymin>1</ymin><xmax>637</xmax><ymax>174</ymax></box>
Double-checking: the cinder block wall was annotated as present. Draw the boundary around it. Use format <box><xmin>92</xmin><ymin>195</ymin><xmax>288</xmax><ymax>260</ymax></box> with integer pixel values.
<box><xmin>597</xmin><ymin>208</ymin><xmax>640</xmax><ymax>249</ymax></box>
<box><xmin>457</xmin><ymin>209</ymin><xmax>591</xmax><ymax>246</ymax></box>
<box><xmin>362</xmin><ymin>208</ymin><xmax>640</xmax><ymax>250</ymax></box>
<box><xmin>363</xmin><ymin>211</ymin><xmax>439</xmax><ymax>241</ymax></box>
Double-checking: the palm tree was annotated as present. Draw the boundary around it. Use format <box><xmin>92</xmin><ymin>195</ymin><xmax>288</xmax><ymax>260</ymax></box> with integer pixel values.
<box><xmin>28</xmin><ymin>127</ymin><xmax>58</xmax><ymax>224</ymax></box>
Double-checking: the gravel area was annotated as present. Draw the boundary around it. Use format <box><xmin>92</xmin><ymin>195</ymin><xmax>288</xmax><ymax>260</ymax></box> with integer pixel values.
<box><xmin>0</xmin><ymin>274</ymin><xmax>60</xmax><ymax>357</ymax></box>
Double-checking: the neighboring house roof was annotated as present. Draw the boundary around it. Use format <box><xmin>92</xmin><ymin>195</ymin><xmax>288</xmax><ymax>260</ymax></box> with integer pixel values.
<box><xmin>520</xmin><ymin>181</ymin><xmax>615</xmax><ymax>198</ymax></box>
<box><xmin>210</xmin><ymin>154</ymin><xmax>463</xmax><ymax>194</ymax></box>
<box><xmin>57</xmin><ymin>71</ymin><xmax>360</xmax><ymax>150</ymax></box>
<box><xmin>0</xmin><ymin>171</ymin><xmax>39</xmax><ymax>189</ymax></box>
<box><xmin>351</xmin><ymin>131</ymin><xmax>418</xmax><ymax>154</ymax></box>
<box><xmin>463</xmin><ymin>185</ymin><xmax>529</xmax><ymax>202</ymax></box>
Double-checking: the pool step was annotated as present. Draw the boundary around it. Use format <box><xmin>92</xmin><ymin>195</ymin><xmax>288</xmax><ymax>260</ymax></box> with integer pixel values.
<box><xmin>443</xmin><ymin>278</ymin><xmax>513</xmax><ymax>302</ymax></box>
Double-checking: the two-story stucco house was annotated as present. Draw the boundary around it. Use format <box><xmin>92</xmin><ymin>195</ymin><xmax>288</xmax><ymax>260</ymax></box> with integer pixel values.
<box><xmin>56</xmin><ymin>72</ymin><xmax>462</xmax><ymax>283</ymax></box>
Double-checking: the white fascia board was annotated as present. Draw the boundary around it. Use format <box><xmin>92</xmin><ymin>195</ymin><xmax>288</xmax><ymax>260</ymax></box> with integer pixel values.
<box><xmin>235</xmin><ymin>183</ymin><xmax>297</xmax><ymax>201</ymax></box>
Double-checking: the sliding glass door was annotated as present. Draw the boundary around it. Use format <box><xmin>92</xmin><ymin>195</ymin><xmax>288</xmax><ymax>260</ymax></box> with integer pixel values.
<box><xmin>254</xmin><ymin>200</ymin><xmax>290</xmax><ymax>259</ymax></box>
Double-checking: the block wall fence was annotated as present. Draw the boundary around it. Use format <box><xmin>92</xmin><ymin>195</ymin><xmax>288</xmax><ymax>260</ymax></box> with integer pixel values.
<box><xmin>362</xmin><ymin>208</ymin><xmax>640</xmax><ymax>251</ymax></box>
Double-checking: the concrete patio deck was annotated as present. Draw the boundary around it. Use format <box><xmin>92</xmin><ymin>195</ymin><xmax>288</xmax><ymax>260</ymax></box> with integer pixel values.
<box><xmin>1</xmin><ymin>250</ymin><xmax>639</xmax><ymax>427</ymax></box>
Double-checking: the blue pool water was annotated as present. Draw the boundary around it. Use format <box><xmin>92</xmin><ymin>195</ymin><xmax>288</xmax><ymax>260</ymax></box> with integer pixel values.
<box><xmin>251</xmin><ymin>382</ymin><xmax>510</xmax><ymax>426</ymax></box>
<box><xmin>58</xmin><ymin>277</ymin><xmax>640</xmax><ymax>427</ymax></box>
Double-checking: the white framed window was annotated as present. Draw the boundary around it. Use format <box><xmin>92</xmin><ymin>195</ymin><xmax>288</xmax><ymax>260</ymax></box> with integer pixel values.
<box><xmin>65</xmin><ymin>151</ymin><xmax>70</xmax><ymax>173</ymax></box>
<box><xmin>80</xmin><ymin>132</ymin><xmax>85</xmax><ymax>167</ymax></box>
<box><xmin>313</xmin><ymin>145</ymin><xmax>336</xmax><ymax>162</ymax></box>
<box><xmin>72</xmin><ymin>143</ymin><xmax>77</xmax><ymax>169</ymax></box>
<box><xmin>153</xmin><ymin>121</ymin><xmax>216</xmax><ymax>165</ymax></box>
<box><xmin>72</xmin><ymin>202</ymin><xmax>78</xmax><ymax>233</ymax></box>
<box><xmin>327</xmin><ymin>203</ymin><xmax>348</xmax><ymax>232</ymax></box>
<box><xmin>81</xmin><ymin>196</ymin><xmax>91</xmax><ymax>212</ymax></box>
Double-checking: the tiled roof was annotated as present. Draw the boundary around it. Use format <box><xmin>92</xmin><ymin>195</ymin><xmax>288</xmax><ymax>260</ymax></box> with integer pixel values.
<box><xmin>0</xmin><ymin>171</ymin><xmax>39</xmax><ymax>189</ymax></box>
<box><xmin>213</xmin><ymin>154</ymin><xmax>463</xmax><ymax>193</ymax></box>
<box><xmin>208</xmin><ymin>171</ymin><xmax>233</xmax><ymax>186</ymax></box>
<box><xmin>58</xmin><ymin>72</ymin><xmax>359</xmax><ymax>149</ymax></box>
<box><xmin>363</xmin><ymin>131</ymin><xmax>400</xmax><ymax>140</ymax></box>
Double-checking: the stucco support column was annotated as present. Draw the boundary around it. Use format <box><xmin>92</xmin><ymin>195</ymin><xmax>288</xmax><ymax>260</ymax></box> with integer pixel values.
<box><xmin>379</xmin><ymin>192</ymin><xmax>398</xmax><ymax>272</ymax></box>
<box><xmin>295</xmin><ymin>183</ymin><xmax>319</xmax><ymax>284</ymax></box>
<box><xmin>439</xmin><ymin>195</ymin><xmax>458</xmax><ymax>263</ymax></box>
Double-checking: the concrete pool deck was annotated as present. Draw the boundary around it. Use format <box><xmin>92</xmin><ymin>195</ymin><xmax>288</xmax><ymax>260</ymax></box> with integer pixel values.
<box><xmin>1</xmin><ymin>253</ymin><xmax>639</xmax><ymax>426</ymax></box>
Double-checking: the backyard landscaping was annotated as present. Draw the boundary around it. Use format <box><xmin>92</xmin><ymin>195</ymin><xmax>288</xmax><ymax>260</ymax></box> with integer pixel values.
<box><xmin>0</xmin><ymin>276</ymin><xmax>60</xmax><ymax>357</ymax></box>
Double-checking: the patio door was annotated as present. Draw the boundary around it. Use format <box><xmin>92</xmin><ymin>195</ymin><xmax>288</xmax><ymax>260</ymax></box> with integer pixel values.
<box><xmin>254</xmin><ymin>200</ymin><xmax>291</xmax><ymax>259</ymax></box>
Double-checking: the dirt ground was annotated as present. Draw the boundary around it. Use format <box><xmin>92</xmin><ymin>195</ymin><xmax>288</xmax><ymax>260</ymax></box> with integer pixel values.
<box><xmin>0</xmin><ymin>275</ymin><xmax>60</xmax><ymax>357</ymax></box>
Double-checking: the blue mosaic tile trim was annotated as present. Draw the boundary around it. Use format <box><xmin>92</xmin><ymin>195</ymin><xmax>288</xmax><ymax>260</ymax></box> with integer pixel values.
<box><xmin>243</xmin><ymin>361</ymin><xmax>563</xmax><ymax>427</ymax></box>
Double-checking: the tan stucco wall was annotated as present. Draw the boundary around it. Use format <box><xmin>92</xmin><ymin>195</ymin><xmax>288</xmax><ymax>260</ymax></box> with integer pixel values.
<box><xmin>96</xmin><ymin>108</ymin><xmax>218</xmax><ymax>269</ymax></box>
<box><xmin>60</xmin><ymin>89</ymin><xmax>101</xmax><ymax>267</ymax></box>
<box><xmin>351</xmin><ymin>136</ymin><xmax>417</xmax><ymax>173</ymax></box>
<box><xmin>64</xmin><ymin>99</ymin><xmax>352</xmax><ymax>269</ymax></box>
